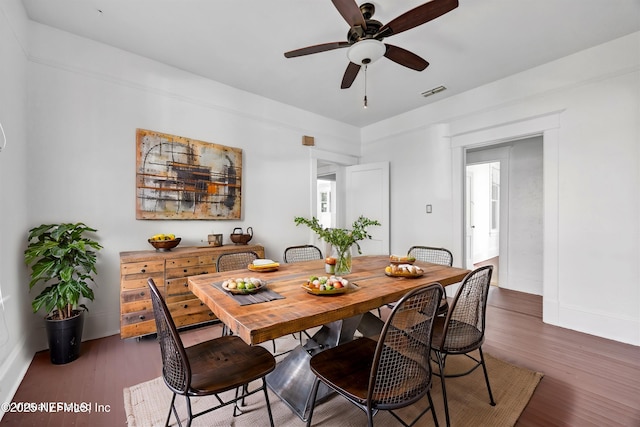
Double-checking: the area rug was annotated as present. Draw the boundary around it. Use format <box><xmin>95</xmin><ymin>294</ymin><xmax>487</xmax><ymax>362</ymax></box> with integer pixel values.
<box><xmin>124</xmin><ymin>346</ymin><xmax>542</xmax><ymax>427</ymax></box>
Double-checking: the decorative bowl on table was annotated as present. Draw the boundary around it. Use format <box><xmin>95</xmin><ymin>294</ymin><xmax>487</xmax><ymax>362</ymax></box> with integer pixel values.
<box><xmin>302</xmin><ymin>275</ymin><xmax>350</xmax><ymax>295</ymax></box>
<box><xmin>148</xmin><ymin>237</ymin><xmax>181</xmax><ymax>251</ymax></box>
<box><xmin>384</xmin><ymin>263</ymin><xmax>424</xmax><ymax>278</ymax></box>
<box><xmin>221</xmin><ymin>277</ymin><xmax>266</xmax><ymax>294</ymax></box>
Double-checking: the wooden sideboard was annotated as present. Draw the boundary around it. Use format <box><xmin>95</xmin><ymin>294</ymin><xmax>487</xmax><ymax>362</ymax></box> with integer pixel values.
<box><xmin>119</xmin><ymin>244</ymin><xmax>265</xmax><ymax>339</ymax></box>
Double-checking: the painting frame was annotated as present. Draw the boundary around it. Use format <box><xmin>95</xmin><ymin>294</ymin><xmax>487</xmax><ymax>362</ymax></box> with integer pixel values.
<box><xmin>136</xmin><ymin>129</ymin><xmax>242</xmax><ymax>220</ymax></box>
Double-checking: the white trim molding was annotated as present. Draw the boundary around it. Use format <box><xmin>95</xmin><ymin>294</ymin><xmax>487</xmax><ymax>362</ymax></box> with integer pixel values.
<box><xmin>451</xmin><ymin>111</ymin><xmax>562</xmax><ymax>326</ymax></box>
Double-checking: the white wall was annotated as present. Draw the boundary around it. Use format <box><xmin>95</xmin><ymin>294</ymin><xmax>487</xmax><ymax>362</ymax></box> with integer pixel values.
<box><xmin>508</xmin><ymin>139</ymin><xmax>543</xmax><ymax>295</ymax></box>
<box><xmin>361</xmin><ymin>32</ymin><xmax>640</xmax><ymax>345</ymax></box>
<box><xmin>24</xmin><ymin>20</ymin><xmax>363</xmax><ymax>348</ymax></box>
<box><xmin>0</xmin><ymin>0</ymin><xmax>33</xmax><ymax>412</ymax></box>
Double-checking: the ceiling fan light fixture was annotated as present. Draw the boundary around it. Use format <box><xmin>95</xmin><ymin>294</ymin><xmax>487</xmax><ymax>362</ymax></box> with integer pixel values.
<box><xmin>347</xmin><ymin>39</ymin><xmax>386</xmax><ymax>65</ymax></box>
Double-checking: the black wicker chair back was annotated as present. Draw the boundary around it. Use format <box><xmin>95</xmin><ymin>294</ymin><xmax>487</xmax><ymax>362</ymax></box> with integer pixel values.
<box><xmin>283</xmin><ymin>245</ymin><xmax>323</xmax><ymax>263</ymax></box>
<box><xmin>307</xmin><ymin>283</ymin><xmax>444</xmax><ymax>427</ymax></box>
<box><xmin>216</xmin><ymin>251</ymin><xmax>259</xmax><ymax>272</ymax></box>
<box><xmin>408</xmin><ymin>245</ymin><xmax>453</xmax><ymax>266</ymax></box>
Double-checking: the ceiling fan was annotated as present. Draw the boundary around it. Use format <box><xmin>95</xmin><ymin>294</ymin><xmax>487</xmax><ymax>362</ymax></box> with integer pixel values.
<box><xmin>284</xmin><ymin>0</ymin><xmax>459</xmax><ymax>89</ymax></box>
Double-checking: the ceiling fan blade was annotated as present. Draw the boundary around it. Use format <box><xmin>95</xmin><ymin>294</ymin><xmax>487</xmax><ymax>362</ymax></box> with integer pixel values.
<box><xmin>377</xmin><ymin>0</ymin><xmax>458</xmax><ymax>38</ymax></box>
<box><xmin>332</xmin><ymin>0</ymin><xmax>367</xmax><ymax>30</ymax></box>
<box><xmin>284</xmin><ymin>41</ymin><xmax>350</xmax><ymax>58</ymax></box>
<box><xmin>341</xmin><ymin>62</ymin><xmax>361</xmax><ymax>89</ymax></box>
<box><xmin>384</xmin><ymin>44</ymin><xmax>429</xmax><ymax>71</ymax></box>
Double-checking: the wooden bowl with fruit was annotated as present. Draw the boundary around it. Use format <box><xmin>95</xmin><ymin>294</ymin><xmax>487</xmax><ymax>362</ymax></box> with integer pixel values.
<box><xmin>302</xmin><ymin>275</ymin><xmax>350</xmax><ymax>295</ymax></box>
<box><xmin>148</xmin><ymin>234</ymin><xmax>181</xmax><ymax>251</ymax></box>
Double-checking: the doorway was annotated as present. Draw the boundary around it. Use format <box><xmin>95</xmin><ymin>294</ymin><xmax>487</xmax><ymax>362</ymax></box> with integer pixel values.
<box><xmin>466</xmin><ymin>161</ymin><xmax>501</xmax><ymax>286</ymax></box>
<box><xmin>463</xmin><ymin>137</ymin><xmax>543</xmax><ymax>294</ymax></box>
<box><xmin>316</xmin><ymin>163</ymin><xmax>337</xmax><ymax>230</ymax></box>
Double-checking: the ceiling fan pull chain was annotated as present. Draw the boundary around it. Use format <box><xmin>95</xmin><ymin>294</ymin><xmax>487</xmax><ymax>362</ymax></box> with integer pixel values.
<box><xmin>363</xmin><ymin>65</ymin><xmax>368</xmax><ymax>109</ymax></box>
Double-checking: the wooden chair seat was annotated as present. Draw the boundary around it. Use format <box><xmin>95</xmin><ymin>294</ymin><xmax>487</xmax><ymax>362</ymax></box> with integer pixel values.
<box><xmin>186</xmin><ymin>335</ymin><xmax>275</xmax><ymax>395</ymax></box>
<box><xmin>311</xmin><ymin>338</ymin><xmax>431</xmax><ymax>407</ymax></box>
<box><xmin>310</xmin><ymin>337</ymin><xmax>376</xmax><ymax>403</ymax></box>
<box><xmin>431</xmin><ymin>318</ymin><xmax>483</xmax><ymax>354</ymax></box>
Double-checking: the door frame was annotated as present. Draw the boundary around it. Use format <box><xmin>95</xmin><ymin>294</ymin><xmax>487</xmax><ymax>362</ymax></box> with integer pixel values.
<box><xmin>450</xmin><ymin>111</ymin><xmax>562</xmax><ymax>325</ymax></box>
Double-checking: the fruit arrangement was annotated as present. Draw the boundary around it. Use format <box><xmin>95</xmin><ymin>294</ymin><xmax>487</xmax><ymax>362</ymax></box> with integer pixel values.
<box><xmin>149</xmin><ymin>233</ymin><xmax>177</xmax><ymax>241</ymax></box>
<box><xmin>385</xmin><ymin>264</ymin><xmax>424</xmax><ymax>275</ymax></box>
<box><xmin>389</xmin><ymin>254</ymin><xmax>416</xmax><ymax>263</ymax></box>
<box><xmin>148</xmin><ymin>234</ymin><xmax>181</xmax><ymax>251</ymax></box>
<box><xmin>306</xmin><ymin>275</ymin><xmax>348</xmax><ymax>291</ymax></box>
<box><xmin>222</xmin><ymin>277</ymin><xmax>265</xmax><ymax>293</ymax></box>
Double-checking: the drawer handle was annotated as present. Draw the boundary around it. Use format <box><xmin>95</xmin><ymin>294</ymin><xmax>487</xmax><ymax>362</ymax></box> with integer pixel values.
<box><xmin>140</xmin><ymin>269</ymin><xmax>146</xmax><ymax>273</ymax></box>
<box><xmin>139</xmin><ymin>292</ymin><xmax>145</xmax><ymax>296</ymax></box>
<box><xmin>183</xmin><ymin>269</ymin><xmax>188</xmax><ymax>273</ymax></box>
<box><xmin>183</xmin><ymin>283</ymin><xmax>188</xmax><ymax>288</ymax></box>
<box><xmin>183</xmin><ymin>304</ymin><xmax>188</xmax><ymax>309</ymax></box>
<box><xmin>139</xmin><ymin>315</ymin><xmax>145</xmax><ymax>320</ymax></box>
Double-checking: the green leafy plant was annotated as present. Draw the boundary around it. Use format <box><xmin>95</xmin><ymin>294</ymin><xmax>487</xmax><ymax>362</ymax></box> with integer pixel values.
<box><xmin>24</xmin><ymin>223</ymin><xmax>102</xmax><ymax>320</ymax></box>
<box><xmin>294</xmin><ymin>215</ymin><xmax>381</xmax><ymax>255</ymax></box>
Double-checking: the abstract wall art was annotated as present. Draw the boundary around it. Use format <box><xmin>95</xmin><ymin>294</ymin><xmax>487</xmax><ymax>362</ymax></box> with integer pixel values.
<box><xmin>136</xmin><ymin>129</ymin><xmax>242</xmax><ymax>220</ymax></box>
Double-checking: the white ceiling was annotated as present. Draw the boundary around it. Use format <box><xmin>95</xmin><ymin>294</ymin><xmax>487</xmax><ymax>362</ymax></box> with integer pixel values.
<box><xmin>20</xmin><ymin>0</ymin><xmax>640</xmax><ymax>127</ymax></box>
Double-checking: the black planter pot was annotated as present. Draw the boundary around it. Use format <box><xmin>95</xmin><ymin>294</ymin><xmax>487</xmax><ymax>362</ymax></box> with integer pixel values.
<box><xmin>45</xmin><ymin>310</ymin><xmax>85</xmax><ymax>365</ymax></box>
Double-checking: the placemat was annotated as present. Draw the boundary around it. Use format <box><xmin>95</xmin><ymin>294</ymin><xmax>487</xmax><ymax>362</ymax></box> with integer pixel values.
<box><xmin>212</xmin><ymin>282</ymin><xmax>285</xmax><ymax>306</ymax></box>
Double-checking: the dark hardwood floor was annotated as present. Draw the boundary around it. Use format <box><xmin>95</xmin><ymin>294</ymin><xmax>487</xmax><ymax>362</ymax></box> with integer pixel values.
<box><xmin>2</xmin><ymin>288</ymin><xmax>639</xmax><ymax>426</ymax></box>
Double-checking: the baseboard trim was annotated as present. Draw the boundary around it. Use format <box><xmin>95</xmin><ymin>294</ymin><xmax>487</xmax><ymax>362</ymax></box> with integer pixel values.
<box><xmin>0</xmin><ymin>335</ymin><xmax>33</xmax><ymax>421</ymax></box>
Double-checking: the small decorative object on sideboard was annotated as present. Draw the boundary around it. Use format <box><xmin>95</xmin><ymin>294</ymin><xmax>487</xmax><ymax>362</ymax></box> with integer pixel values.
<box><xmin>148</xmin><ymin>233</ymin><xmax>181</xmax><ymax>251</ymax></box>
<box><xmin>230</xmin><ymin>227</ymin><xmax>253</xmax><ymax>245</ymax></box>
<box><xmin>208</xmin><ymin>234</ymin><xmax>223</xmax><ymax>247</ymax></box>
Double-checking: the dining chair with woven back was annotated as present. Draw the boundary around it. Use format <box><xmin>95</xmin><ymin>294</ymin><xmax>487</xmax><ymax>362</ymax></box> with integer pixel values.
<box><xmin>147</xmin><ymin>278</ymin><xmax>276</xmax><ymax>427</ymax></box>
<box><xmin>283</xmin><ymin>245</ymin><xmax>323</xmax><ymax>343</ymax></box>
<box><xmin>430</xmin><ymin>265</ymin><xmax>496</xmax><ymax>427</ymax></box>
<box><xmin>216</xmin><ymin>250</ymin><xmax>259</xmax><ymax>272</ymax></box>
<box><xmin>283</xmin><ymin>244</ymin><xmax>323</xmax><ymax>263</ymax></box>
<box><xmin>408</xmin><ymin>246</ymin><xmax>454</xmax><ymax>316</ymax></box>
<box><xmin>306</xmin><ymin>283</ymin><xmax>444</xmax><ymax>427</ymax></box>
<box><xmin>215</xmin><ymin>251</ymin><xmax>273</xmax><ymax>346</ymax></box>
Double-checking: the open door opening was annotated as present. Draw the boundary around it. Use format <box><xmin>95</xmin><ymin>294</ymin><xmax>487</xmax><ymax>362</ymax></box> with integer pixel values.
<box><xmin>310</xmin><ymin>152</ymin><xmax>389</xmax><ymax>257</ymax></box>
<box><xmin>466</xmin><ymin>161</ymin><xmax>501</xmax><ymax>286</ymax></box>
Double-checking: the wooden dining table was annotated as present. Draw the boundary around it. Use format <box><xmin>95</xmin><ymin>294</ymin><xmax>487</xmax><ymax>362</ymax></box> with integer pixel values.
<box><xmin>188</xmin><ymin>254</ymin><xmax>470</xmax><ymax>421</ymax></box>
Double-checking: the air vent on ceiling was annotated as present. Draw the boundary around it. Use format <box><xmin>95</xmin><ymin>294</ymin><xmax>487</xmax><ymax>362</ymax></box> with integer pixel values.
<box><xmin>421</xmin><ymin>85</ymin><xmax>446</xmax><ymax>97</ymax></box>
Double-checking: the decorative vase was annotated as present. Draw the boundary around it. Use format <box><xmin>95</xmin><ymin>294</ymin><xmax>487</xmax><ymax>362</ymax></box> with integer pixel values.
<box><xmin>332</xmin><ymin>245</ymin><xmax>352</xmax><ymax>275</ymax></box>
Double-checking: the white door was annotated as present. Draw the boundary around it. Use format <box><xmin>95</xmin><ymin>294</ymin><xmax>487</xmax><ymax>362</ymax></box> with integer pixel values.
<box><xmin>345</xmin><ymin>162</ymin><xmax>390</xmax><ymax>255</ymax></box>
<box><xmin>465</xmin><ymin>171</ymin><xmax>474</xmax><ymax>268</ymax></box>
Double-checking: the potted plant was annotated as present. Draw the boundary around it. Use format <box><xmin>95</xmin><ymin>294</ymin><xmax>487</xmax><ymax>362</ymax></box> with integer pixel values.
<box><xmin>294</xmin><ymin>215</ymin><xmax>380</xmax><ymax>275</ymax></box>
<box><xmin>24</xmin><ymin>222</ymin><xmax>102</xmax><ymax>364</ymax></box>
